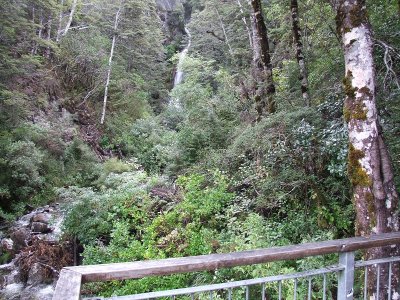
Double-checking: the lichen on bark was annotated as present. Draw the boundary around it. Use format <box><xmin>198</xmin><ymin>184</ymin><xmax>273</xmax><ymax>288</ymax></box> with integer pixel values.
<box><xmin>348</xmin><ymin>144</ymin><xmax>372</xmax><ymax>187</ymax></box>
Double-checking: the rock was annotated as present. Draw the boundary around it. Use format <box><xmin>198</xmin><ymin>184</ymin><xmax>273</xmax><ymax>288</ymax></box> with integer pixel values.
<box><xmin>21</xmin><ymin>285</ymin><xmax>54</xmax><ymax>300</ymax></box>
<box><xmin>0</xmin><ymin>283</ymin><xmax>24</xmax><ymax>300</ymax></box>
<box><xmin>156</xmin><ymin>0</ymin><xmax>183</xmax><ymax>11</ymax></box>
<box><xmin>5</xmin><ymin>268</ymin><xmax>22</xmax><ymax>285</ymax></box>
<box><xmin>1</xmin><ymin>238</ymin><xmax>14</xmax><ymax>253</ymax></box>
<box><xmin>31</xmin><ymin>222</ymin><xmax>52</xmax><ymax>234</ymax></box>
<box><xmin>27</xmin><ymin>263</ymin><xmax>48</xmax><ymax>286</ymax></box>
<box><xmin>32</xmin><ymin>213</ymin><xmax>51</xmax><ymax>224</ymax></box>
<box><xmin>10</xmin><ymin>228</ymin><xmax>30</xmax><ymax>251</ymax></box>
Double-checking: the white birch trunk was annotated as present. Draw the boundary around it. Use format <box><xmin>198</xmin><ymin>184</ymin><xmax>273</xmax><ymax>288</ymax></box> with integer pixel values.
<box><xmin>33</xmin><ymin>11</ymin><xmax>44</xmax><ymax>55</ymax></box>
<box><xmin>100</xmin><ymin>3</ymin><xmax>123</xmax><ymax>125</ymax></box>
<box><xmin>56</xmin><ymin>0</ymin><xmax>65</xmax><ymax>42</ymax></box>
<box><xmin>236</xmin><ymin>0</ymin><xmax>253</xmax><ymax>49</ymax></box>
<box><xmin>45</xmin><ymin>14</ymin><xmax>53</xmax><ymax>58</ymax></box>
<box><xmin>62</xmin><ymin>0</ymin><xmax>78</xmax><ymax>37</ymax></box>
<box><xmin>338</xmin><ymin>0</ymin><xmax>399</xmax><ymax>296</ymax></box>
<box><xmin>31</xmin><ymin>6</ymin><xmax>36</xmax><ymax>54</ymax></box>
<box><xmin>215</xmin><ymin>7</ymin><xmax>233</xmax><ymax>56</ymax></box>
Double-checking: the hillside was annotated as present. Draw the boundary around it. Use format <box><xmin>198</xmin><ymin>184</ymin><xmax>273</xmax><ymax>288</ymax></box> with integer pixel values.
<box><xmin>0</xmin><ymin>0</ymin><xmax>399</xmax><ymax>298</ymax></box>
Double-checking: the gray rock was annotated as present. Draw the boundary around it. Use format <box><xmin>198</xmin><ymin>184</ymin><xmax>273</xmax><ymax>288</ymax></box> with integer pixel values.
<box><xmin>10</xmin><ymin>228</ymin><xmax>30</xmax><ymax>251</ymax></box>
<box><xmin>27</xmin><ymin>263</ymin><xmax>47</xmax><ymax>286</ymax></box>
<box><xmin>21</xmin><ymin>285</ymin><xmax>54</xmax><ymax>300</ymax></box>
<box><xmin>1</xmin><ymin>238</ymin><xmax>13</xmax><ymax>253</ymax></box>
<box><xmin>0</xmin><ymin>283</ymin><xmax>24</xmax><ymax>300</ymax></box>
<box><xmin>156</xmin><ymin>0</ymin><xmax>183</xmax><ymax>11</ymax></box>
<box><xmin>31</xmin><ymin>213</ymin><xmax>51</xmax><ymax>224</ymax></box>
<box><xmin>31</xmin><ymin>222</ymin><xmax>52</xmax><ymax>234</ymax></box>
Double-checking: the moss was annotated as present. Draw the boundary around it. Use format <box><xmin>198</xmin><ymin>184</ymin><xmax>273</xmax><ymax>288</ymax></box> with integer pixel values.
<box><xmin>365</xmin><ymin>191</ymin><xmax>376</xmax><ymax>226</ymax></box>
<box><xmin>343</xmin><ymin>106</ymin><xmax>351</xmax><ymax>123</ymax></box>
<box><xmin>352</xmin><ymin>102</ymin><xmax>368</xmax><ymax>121</ymax></box>
<box><xmin>343</xmin><ymin>75</ymin><xmax>369</xmax><ymax>122</ymax></box>
<box><xmin>343</xmin><ymin>71</ymin><xmax>358</xmax><ymax>98</ymax></box>
<box><xmin>349</xmin><ymin>4</ymin><xmax>368</xmax><ymax>28</ymax></box>
<box><xmin>337</xmin><ymin>3</ymin><xmax>368</xmax><ymax>35</ymax></box>
<box><xmin>348</xmin><ymin>144</ymin><xmax>372</xmax><ymax>187</ymax></box>
<box><xmin>358</xmin><ymin>86</ymin><xmax>373</xmax><ymax>98</ymax></box>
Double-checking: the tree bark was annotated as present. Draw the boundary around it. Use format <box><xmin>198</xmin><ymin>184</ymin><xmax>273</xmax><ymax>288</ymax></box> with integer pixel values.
<box><xmin>56</xmin><ymin>0</ymin><xmax>65</xmax><ymax>42</ymax></box>
<box><xmin>336</xmin><ymin>0</ymin><xmax>400</xmax><ymax>297</ymax></box>
<box><xmin>62</xmin><ymin>0</ymin><xmax>78</xmax><ymax>37</ymax></box>
<box><xmin>45</xmin><ymin>14</ymin><xmax>53</xmax><ymax>58</ymax></box>
<box><xmin>249</xmin><ymin>0</ymin><xmax>276</xmax><ymax>120</ymax></box>
<box><xmin>236</xmin><ymin>0</ymin><xmax>253</xmax><ymax>49</ymax></box>
<box><xmin>215</xmin><ymin>7</ymin><xmax>233</xmax><ymax>56</ymax></box>
<box><xmin>100</xmin><ymin>2</ymin><xmax>123</xmax><ymax>125</ymax></box>
<box><xmin>290</xmin><ymin>0</ymin><xmax>310</xmax><ymax>106</ymax></box>
<box><xmin>31</xmin><ymin>6</ymin><xmax>36</xmax><ymax>54</ymax></box>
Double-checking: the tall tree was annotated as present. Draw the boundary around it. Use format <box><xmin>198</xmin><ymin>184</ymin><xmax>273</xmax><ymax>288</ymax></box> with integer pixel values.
<box><xmin>290</xmin><ymin>0</ymin><xmax>310</xmax><ymax>106</ymax></box>
<box><xmin>249</xmin><ymin>0</ymin><xmax>276</xmax><ymax>120</ymax></box>
<box><xmin>100</xmin><ymin>1</ymin><xmax>123</xmax><ymax>125</ymax></box>
<box><xmin>336</xmin><ymin>0</ymin><xmax>399</xmax><ymax>297</ymax></box>
<box><xmin>62</xmin><ymin>0</ymin><xmax>78</xmax><ymax>38</ymax></box>
<box><xmin>236</xmin><ymin>0</ymin><xmax>252</xmax><ymax>49</ymax></box>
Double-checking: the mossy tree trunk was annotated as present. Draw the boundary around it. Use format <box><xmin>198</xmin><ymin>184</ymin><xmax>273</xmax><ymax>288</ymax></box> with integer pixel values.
<box><xmin>249</xmin><ymin>0</ymin><xmax>276</xmax><ymax>121</ymax></box>
<box><xmin>336</xmin><ymin>0</ymin><xmax>399</xmax><ymax>297</ymax></box>
<box><xmin>290</xmin><ymin>0</ymin><xmax>310</xmax><ymax>106</ymax></box>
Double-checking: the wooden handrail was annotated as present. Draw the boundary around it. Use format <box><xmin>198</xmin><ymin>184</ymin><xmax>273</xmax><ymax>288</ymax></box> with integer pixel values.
<box><xmin>53</xmin><ymin>232</ymin><xmax>400</xmax><ymax>300</ymax></box>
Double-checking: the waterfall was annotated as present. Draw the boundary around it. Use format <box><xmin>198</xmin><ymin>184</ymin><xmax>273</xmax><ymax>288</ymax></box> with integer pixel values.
<box><xmin>173</xmin><ymin>26</ymin><xmax>191</xmax><ymax>88</ymax></box>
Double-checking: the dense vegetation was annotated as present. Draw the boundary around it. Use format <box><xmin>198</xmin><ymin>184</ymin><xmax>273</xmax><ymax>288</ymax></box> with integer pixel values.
<box><xmin>0</xmin><ymin>0</ymin><xmax>399</xmax><ymax>297</ymax></box>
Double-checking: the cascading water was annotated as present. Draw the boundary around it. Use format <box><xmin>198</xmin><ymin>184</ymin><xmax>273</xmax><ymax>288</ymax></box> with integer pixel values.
<box><xmin>171</xmin><ymin>26</ymin><xmax>191</xmax><ymax>107</ymax></box>
<box><xmin>173</xmin><ymin>26</ymin><xmax>191</xmax><ymax>87</ymax></box>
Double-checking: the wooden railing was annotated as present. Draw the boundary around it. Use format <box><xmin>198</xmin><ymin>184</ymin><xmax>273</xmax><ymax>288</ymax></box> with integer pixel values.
<box><xmin>52</xmin><ymin>232</ymin><xmax>400</xmax><ymax>300</ymax></box>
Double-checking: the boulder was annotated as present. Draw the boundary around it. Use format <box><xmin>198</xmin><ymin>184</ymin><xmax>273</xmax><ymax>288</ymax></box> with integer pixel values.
<box><xmin>31</xmin><ymin>222</ymin><xmax>52</xmax><ymax>234</ymax></box>
<box><xmin>1</xmin><ymin>238</ymin><xmax>14</xmax><ymax>253</ymax></box>
<box><xmin>0</xmin><ymin>283</ymin><xmax>24</xmax><ymax>300</ymax></box>
<box><xmin>21</xmin><ymin>285</ymin><xmax>54</xmax><ymax>300</ymax></box>
<box><xmin>10</xmin><ymin>228</ymin><xmax>30</xmax><ymax>251</ymax></box>
<box><xmin>31</xmin><ymin>213</ymin><xmax>51</xmax><ymax>224</ymax></box>
<box><xmin>27</xmin><ymin>263</ymin><xmax>48</xmax><ymax>286</ymax></box>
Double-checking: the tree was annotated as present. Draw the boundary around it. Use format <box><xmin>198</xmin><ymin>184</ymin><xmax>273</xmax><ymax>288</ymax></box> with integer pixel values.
<box><xmin>336</xmin><ymin>0</ymin><xmax>399</xmax><ymax>296</ymax></box>
<box><xmin>290</xmin><ymin>0</ymin><xmax>310</xmax><ymax>106</ymax></box>
<box><xmin>249</xmin><ymin>0</ymin><xmax>276</xmax><ymax>120</ymax></box>
<box><xmin>100</xmin><ymin>0</ymin><xmax>123</xmax><ymax>125</ymax></box>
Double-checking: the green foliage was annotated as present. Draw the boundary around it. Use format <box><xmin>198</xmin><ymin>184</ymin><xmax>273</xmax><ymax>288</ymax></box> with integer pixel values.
<box><xmin>0</xmin><ymin>0</ymin><xmax>398</xmax><ymax>298</ymax></box>
<box><xmin>65</xmin><ymin>170</ymin><xmax>234</xmax><ymax>296</ymax></box>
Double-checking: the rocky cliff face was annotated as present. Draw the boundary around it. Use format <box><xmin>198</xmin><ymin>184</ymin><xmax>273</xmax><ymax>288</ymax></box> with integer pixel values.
<box><xmin>156</xmin><ymin>0</ymin><xmax>190</xmax><ymax>46</ymax></box>
<box><xmin>156</xmin><ymin>0</ymin><xmax>183</xmax><ymax>11</ymax></box>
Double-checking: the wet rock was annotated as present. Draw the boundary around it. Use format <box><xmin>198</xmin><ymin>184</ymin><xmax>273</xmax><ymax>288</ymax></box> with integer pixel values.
<box><xmin>27</xmin><ymin>263</ymin><xmax>48</xmax><ymax>286</ymax></box>
<box><xmin>10</xmin><ymin>228</ymin><xmax>30</xmax><ymax>251</ymax></box>
<box><xmin>1</xmin><ymin>238</ymin><xmax>13</xmax><ymax>254</ymax></box>
<box><xmin>21</xmin><ymin>285</ymin><xmax>54</xmax><ymax>300</ymax></box>
<box><xmin>31</xmin><ymin>222</ymin><xmax>52</xmax><ymax>234</ymax></box>
<box><xmin>0</xmin><ymin>282</ymin><xmax>24</xmax><ymax>300</ymax></box>
<box><xmin>31</xmin><ymin>213</ymin><xmax>51</xmax><ymax>224</ymax></box>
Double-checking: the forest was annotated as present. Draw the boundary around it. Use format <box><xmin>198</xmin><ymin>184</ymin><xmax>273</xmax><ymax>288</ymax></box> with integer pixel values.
<box><xmin>0</xmin><ymin>0</ymin><xmax>399</xmax><ymax>299</ymax></box>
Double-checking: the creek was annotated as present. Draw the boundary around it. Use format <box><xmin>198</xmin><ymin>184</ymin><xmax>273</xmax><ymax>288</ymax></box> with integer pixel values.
<box><xmin>170</xmin><ymin>26</ymin><xmax>192</xmax><ymax>108</ymax></box>
<box><xmin>0</xmin><ymin>203</ymin><xmax>69</xmax><ymax>300</ymax></box>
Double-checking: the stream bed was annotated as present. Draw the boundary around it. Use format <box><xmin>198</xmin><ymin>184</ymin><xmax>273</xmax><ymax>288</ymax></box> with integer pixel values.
<box><xmin>0</xmin><ymin>203</ymin><xmax>69</xmax><ymax>300</ymax></box>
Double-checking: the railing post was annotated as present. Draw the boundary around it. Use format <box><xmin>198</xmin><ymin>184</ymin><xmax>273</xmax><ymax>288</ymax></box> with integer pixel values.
<box><xmin>338</xmin><ymin>251</ymin><xmax>355</xmax><ymax>300</ymax></box>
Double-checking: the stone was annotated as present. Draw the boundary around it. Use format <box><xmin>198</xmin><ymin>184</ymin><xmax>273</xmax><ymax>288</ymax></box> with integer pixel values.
<box><xmin>0</xmin><ymin>283</ymin><xmax>24</xmax><ymax>300</ymax></box>
<box><xmin>21</xmin><ymin>285</ymin><xmax>54</xmax><ymax>300</ymax></box>
<box><xmin>31</xmin><ymin>222</ymin><xmax>52</xmax><ymax>234</ymax></box>
<box><xmin>27</xmin><ymin>263</ymin><xmax>47</xmax><ymax>286</ymax></box>
<box><xmin>32</xmin><ymin>213</ymin><xmax>51</xmax><ymax>224</ymax></box>
<box><xmin>10</xmin><ymin>228</ymin><xmax>30</xmax><ymax>251</ymax></box>
<box><xmin>1</xmin><ymin>238</ymin><xmax>13</xmax><ymax>253</ymax></box>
